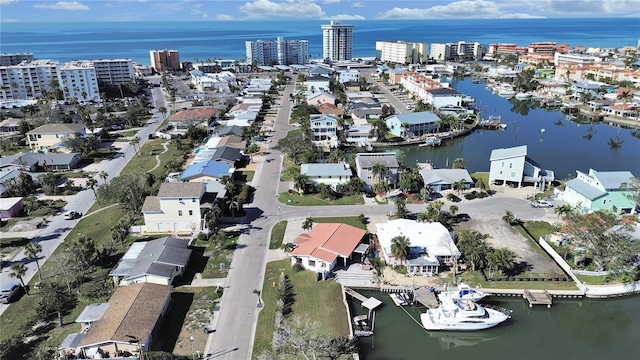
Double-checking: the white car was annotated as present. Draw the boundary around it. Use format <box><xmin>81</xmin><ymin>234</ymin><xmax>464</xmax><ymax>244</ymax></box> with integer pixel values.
<box><xmin>530</xmin><ymin>200</ymin><xmax>553</xmax><ymax>208</ymax></box>
<box><xmin>64</xmin><ymin>210</ymin><xmax>81</xmax><ymax>220</ymax></box>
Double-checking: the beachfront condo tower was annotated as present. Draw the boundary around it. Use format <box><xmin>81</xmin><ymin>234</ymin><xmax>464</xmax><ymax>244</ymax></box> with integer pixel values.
<box><xmin>322</xmin><ymin>20</ymin><xmax>354</xmax><ymax>61</ymax></box>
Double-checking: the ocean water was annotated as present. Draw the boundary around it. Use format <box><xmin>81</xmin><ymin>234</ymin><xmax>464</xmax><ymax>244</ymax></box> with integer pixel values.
<box><xmin>1</xmin><ymin>18</ymin><xmax>639</xmax><ymax>65</ymax></box>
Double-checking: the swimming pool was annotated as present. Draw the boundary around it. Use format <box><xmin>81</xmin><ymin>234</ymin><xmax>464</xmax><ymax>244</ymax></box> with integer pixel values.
<box><xmin>0</xmin><ymin>100</ymin><xmax>37</xmax><ymax>108</ymax></box>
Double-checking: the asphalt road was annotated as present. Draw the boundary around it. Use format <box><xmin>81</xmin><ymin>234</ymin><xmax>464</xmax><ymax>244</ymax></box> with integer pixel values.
<box><xmin>0</xmin><ymin>87</ymin><xmax>167</xmax><ymax>316</ymax></box>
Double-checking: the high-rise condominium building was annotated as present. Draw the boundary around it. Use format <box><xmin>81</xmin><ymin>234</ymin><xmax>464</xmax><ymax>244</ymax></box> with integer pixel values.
<box><xmin>376</xmin><ymin>41</ymin><xmax>429</xmax><ymax>64</ymax></box>
<box><xmin>1</xmin><ymin>59</ymin><xmax>58</xmax><ymax>100</ymax></box>
<box><xmin>91</xmin><ymin>59</ymin><xmax>135</xmax><ymax>85</ymax></box>
<box><xmin>321</xmin><ymin>20</ymin><xmax>354</xmax><ymax>61</ymax></box>
<box><xmin>430</xmin><ymin>41</ymin><xmax>482</xmax><ymax>61</ymax></box>
<box><xmin>57</xmin><ymin>61</ymin><xmax>100</xmax><ymax>101</ymax></box>
<box><xmin>149</xmin><ymin>49</ymin><xmax>181</xmax><ymax>72</ymax></box>
<box><xmin>0</xmin><ymin>53</ymin><xmax>35</xmax><ymax>66</ymax></box>
<box><xmin>246</xmin><ymin>37</ymin><xmax>309</xmax><ymax>66</ymax></box>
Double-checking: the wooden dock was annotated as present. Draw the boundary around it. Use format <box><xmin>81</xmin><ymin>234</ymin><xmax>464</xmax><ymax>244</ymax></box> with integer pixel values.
<box><xmin>413</xmin><ymin>287</ymin><xmax>439</xmax><ymax>308</ymax></box>
<box><xmin>523</xmin><ymin>289</ymin><xmax>553</xmax><ymax>308</ymax></box>
<box><xmin>345</xmin><ymin>287</ymin><xmax>368</xmax><ymax>303</ymax></box>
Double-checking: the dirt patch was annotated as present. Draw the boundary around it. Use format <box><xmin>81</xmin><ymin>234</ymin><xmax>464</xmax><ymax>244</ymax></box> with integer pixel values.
<box><xmin>458</xmin><ymin>219</ymin><xmax>564</xmax><ymax>275</ymax></box>
<box><xmin>6</xmin><ymin>217</ymin><xmax>47</xmax><ymax>232</ymax></box>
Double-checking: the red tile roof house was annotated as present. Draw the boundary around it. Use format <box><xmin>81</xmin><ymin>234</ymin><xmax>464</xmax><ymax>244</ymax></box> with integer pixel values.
<box><xmin>288</xmin><ymin>223</ymin><xmax>367</xmax><ymax>280</ymax></box>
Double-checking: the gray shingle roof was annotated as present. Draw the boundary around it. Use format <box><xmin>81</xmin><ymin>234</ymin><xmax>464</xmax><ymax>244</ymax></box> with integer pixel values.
<box><xmin>212</xmin><ymin>146</ymin><xmax>243</xmax><ymax>163</ymax></box>
<box><xmin>157</xmin><ymin>182</ymin><xmax>203</xmax><ymax>198</ymax></box>
<box><xmin>27</xmin><ymin>123</ymin><xmax>85</xmax><ymax>134</ymax></box>
<box><xmin>565</xmin><ymin>178</ymin><xmax>607</xmax><ymax>200</ymax></box>
<box><xmin>141</xmin><ymin>196</ymin><xmax>161</xmax><ymax>213</ymax></box>
<box><xmin>301</xmin><ymin>163</ymin><xmax>352</xmax><ymax>177</ymax></box>
<box><xmin>592</xmin><ymin>170</ymin><xmax>635</xmax><ymax>189</ymax></box>
<box><xmin>490</xmin><ymin>145</ymin><xmax>528</xmax><ymax>161</ymax></box>
<box><xmin>75</xmin><ymin>303</ymin><xmax>109</xmax><ymax>323</ymax></box>
<box><xmin>356</xmin><ymin>153</ymin><xmax>399</xmax><ymax>168</ymax></box>
<box><xmin>426</xmin><ymin>88</ymin><xmax>461</xmax><ymax>96</ymax></box>
<box><xmin>388</xmin><ymin>111</ymin><xmax>440</xmax><ymax>125</ymax></box>
<box><xmin>420</xmin><ymin>169</ymin><xmax>472</xmax><ymax>186</ymax></box>
<box><xmin>118</xmin><ymin>237</ymin><xmax>192</xmax><ymax>282</ymax></box>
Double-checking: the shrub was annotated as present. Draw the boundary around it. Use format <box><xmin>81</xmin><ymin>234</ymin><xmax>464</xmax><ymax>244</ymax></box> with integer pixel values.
<box><xmin>358</xmin><ymin>213</ymin><xmax>367</xmax><ymax>225</ymax></box>
<box><xmin>464</xmin><ymin>193</ymin><xmax>476</xmax><ymax>200</ymax></box>
<box><xmin>292</xmin><ymin>263</ymin><xmax>304</xmax><ymax>272</ymax></box>
<box><xmin>446</xmin><ymin>193</ymin><xmax>461</xmax><ymax>202</ymax></box>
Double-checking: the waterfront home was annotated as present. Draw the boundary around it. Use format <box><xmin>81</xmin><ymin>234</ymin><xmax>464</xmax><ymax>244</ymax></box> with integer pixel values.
<box><xmin>301</xmin><ymin>163</ymin><xmax>352</xmax><ymax>189</ymax></box>
<box><xmin>316</xmin><ymin>102</ymin><xmax>345</xmax><ymax>117</ymax></box>
<box><xmin>570</xmin><ymin>81</ymin><xmax>606</xmax><ymax>101</ymax></box>
<box><xmin>344</xmin><ymin>123</ymin><xmax>375</xmax><ymax>144</ymax></box>
<box><xmin>179</xmin><ymin>159</ymin><xmax>233</xmax><ymax>182</ymax></box>
<box><xmin>561</xmin><ymin>169</ymin><xmax>637</xmax><ymax>214</ymax></box>
<box><xmin>73</xmin><ymin>283</ymin><xmax>172</xmax><ymax>359</ymax></box>
<box><xmin>342</xmin><ymin>80</ymin><xmax>361</xmax><ymax>91</ymax></box>
<box><xmin>26</xmin><ymin>123</ymin><xmax>86</xmax><ymax>152</ymax></box>
<box><xmin>424</xmin><ymin>88</ymin><xmax>463</xmax><ymax>109</ymax></box>
<box><xmin>419</xmin><ymin>168</ymin><xmax>473</xmax><ymax>192</ymax></box>
<box><xmin>385</xmin><ymin>111</ymin><xmax>440</xmax><ymax>137</ymax></box>
<box><xmin>306</xmin><ymin>74</ymin><xmax>330</xmax><ymax>93</ymax></box>
<box><xmin>0</xmin><ymin>197</ymin><xmax>23</xmax><ymax>218</ymax></box>
<box><xmin>338</xmin><ymin>69</ymin><xmax>359</xmax><ymax>84</ymax></box>
<box><xmin>355</xmin><ymin>152</ymin><xmax>399</xmax><ymax>190</ymax></box>
<box><xmin>307</xmin><ymin>91</ymin><xmax>336</xmax><ymax>106</ymax></box>
<box><xmin>602</xmin><ymin>104</ymin><xmax>637</xmax><ymax>118</ymax></box>
<box><xmin>489</xmin><ymin>145</ymin><xmax>554</xmax><ymax>189</ymax></box>
<box><xmin>375</xmin><ymin>219</ymin><xmax>460</xmax><ymax>275</ymax></box>
<box><xmin>141</xmin><ymin>182</ymin><xmax>206</xmax><ymax>234</ymax></box>
<box><xmin>109</xmin><ymin>237</ymin><xmax>191</xmax><ymax>286</ymax></box>
<box><xmin>351</xmin><ymin>103</ymin><xmax>384</xmax><ymax>123</ymax></box>
<box><xmin>310</xmin><ymin>114</ymin><xmax>338</xmax><ymax>142</ymax></box>
<box><xmin>289</xmin><ymin>223</ymin><xmax>367</xmax><ymax>279</ymax></box>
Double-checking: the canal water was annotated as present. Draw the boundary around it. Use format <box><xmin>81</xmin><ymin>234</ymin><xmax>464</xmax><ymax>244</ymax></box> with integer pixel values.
<box><xmin>351</xmin><ymin>291</ymin><xmax>640</xmax><ymax>360</ymax></box>
<box><xmin>383</xmin><ymin>78</ymin><xmax>640</xmax><ymax>179</ymax></box>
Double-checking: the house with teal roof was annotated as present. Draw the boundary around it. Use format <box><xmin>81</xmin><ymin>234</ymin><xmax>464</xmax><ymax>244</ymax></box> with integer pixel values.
<box><xmin>563</xmin><ymin>169</ymin><xmax>637</xmax><ymax>214</ymax></box>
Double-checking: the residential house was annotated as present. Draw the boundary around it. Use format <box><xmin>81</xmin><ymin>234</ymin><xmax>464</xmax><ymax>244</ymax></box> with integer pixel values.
<box><xmin>74</xmin><ymin>283</ymin><xmax>172</xmax><ymax>359</ymax></box>
<box><xmin>424</xmin><ymin>88</ymin><xmax>463</xmax><ymax>109</ymax></box>
<box><xmin>306</xmin><ymin>74</ymin><xmax>330</xmax><ymax>93</ymax></box>
<box><xmin>179</xmin><ymin>159</ymin><xmax>233</xmax><ymax>182</ymax></box>
<box><xmin>210</xmin><ymin>146</ymin><xmax>244</xmax><ymax>165</ymax></box>
<box><xmin>388</xmin><ymin>67</ymin><xmax>409</xmax><ymax>85</ymax></box>
<box><xmin>109</xmin><ymin>237</ymin><xmax>191</xmax><ymax>286</ymax></box>
<box><xmin>203</xmin><ymin>135</ymin><xmax>246</xmax><ymax>151</ymax></box>
<box><xmin>214</xmin><ymin>125</ymin><xmax>244</xmax><ymax>137</ymax></box>
<box><xmin>142</xmin><ymin>182</ymin><xmax>205</xmax><ymax>234</ymax></box>
<box><xmin>310</xmin><ymin>114</ymin><xmax>338</xmax><ymax>142</ymax></box>
<box><xmin>562</xmin><ymin>169</ymin><xmax>636</xmax><ymax>214</ymax></box>
<box><xmin>301</xmin><ymin>163</ymin><xmax>352</xmax><ymax>189</ymax></box>
<box><xmin>350</xmin><ymin>102</ymin><xmax>383</xmax><ymax>123</ymax></box>
<box><xmin>344</xmin><ymin>123</ymin><xmax>374</xmax><ymax>145</ymax></box>
<box><xmin>355</xmin><ymin>152</ymin><xmax>399</xmax><ymax>190</ymax></box>
<box><xmin>338</xmin><ymin>69</ymin><xmax>359</xmax><ymax>84</ymax></box>
<box><xmin>75</xmin><ymin>303</ymin><xmax>109</xmax><ymax>332</ymax></box>
<box><xmin>420</xmin><ymin>168</ymin><xmax>473</xmax><ymax>192</ymax></box>
<box><xmin>376</xmin><ymin>219</ymin><xmax>460</xmax><ymax>275</ymax></box>
<box><xmin>0</xmin><ymin>197</ymin><xmax>23</xmax><ymax>218</ymax></box>
<box><xmin>306</xmin><ymin>65</ymin><xmax>333</xmax><ymax>77</ymax></box>
<box><xmin>316</xmin><ymin>102</ymin><xmax>344</xmax><ymax>117</ymax></box>
<box><xmin>342</xmin><ymin>81</ymin><xmax>360</xmax><ymax>91</ymax></box>
<box><xmin>385</xmin><ymin>111</ymin><xmax>440</xmax><ymax>137</ymax></box>
<box><xmin>489</xmin><ymin>145</ymin><xmax>554</xmax><ymax>188</ymax></box>
<box><xmin>168</xmin><ymin>108</ymin><xmax>216</xmax><ymax>131</ymax></box>
<box><xmin>345</xmin><ymin>91</ymin><xmax>375</xmax><ymax>103</ymax></box>
<box><xmin>307</xmin><ymin>92</ymin><xmax>337</xmax><ymax>106</ymax></box>
<box><xmin>289</xmin><ymin>223</ymin><xmax>367</xmax><ymax>278</ymax></box>
<box><xmin>26</xmin><ymin>123</ymin><xmax>86</xmax><ymax>152</ymax></box>
<box><xmin>0</xmin><ymin>118</ymin><xmax>20</xmax><ymax>133</ymax></box>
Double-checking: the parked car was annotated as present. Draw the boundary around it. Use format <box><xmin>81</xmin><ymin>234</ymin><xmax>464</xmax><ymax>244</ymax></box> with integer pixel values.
<box><xmin>0</xmin><ymin>281</ymin><xmax>23</xmax><ymax>304</ymax></box>
<box><xmin>530</xmin><ymin>200</ymin><xmax>553</xmax><ymax>208</ymax></box>
<box><xmin>64</xmin><ymin>210</ymin><xmax>81</xmax><ymax>220</ymax></box>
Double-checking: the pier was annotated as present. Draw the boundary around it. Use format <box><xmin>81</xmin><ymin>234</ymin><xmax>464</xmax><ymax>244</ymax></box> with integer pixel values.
<box><xmin>523</xmin><ymin>290</ymin><xmax>553</xmax><ymax>308</ymax></box>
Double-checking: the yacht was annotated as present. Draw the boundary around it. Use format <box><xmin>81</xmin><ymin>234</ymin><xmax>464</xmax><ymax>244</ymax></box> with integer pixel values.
<box><xmin>419</xmin><ymin>136</ymin><xmax>442</xmax><ymax>147</ymax></box>
<box><xmin>439</xmin><ymin>283</ymin><xmax>488</xmax><ymax>302</ymax></box>
<box><xmin>421</xmin><ymin>296</ymin><xmax>511</xmax><ymax>331</ymax></box>
<box><xmin>496</xmin><ymin>84</ymin><xmax>516</xmax><ymax>97</ymax></box>
<box><xmin>515</xmin><ymin>92</ymin><xmax>532</xmax><ymax>100</ymax></box>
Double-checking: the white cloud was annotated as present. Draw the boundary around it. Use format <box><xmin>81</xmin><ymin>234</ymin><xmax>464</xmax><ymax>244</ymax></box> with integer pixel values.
<box><xmin>191</xmin><ymin>3</ymin><xmax>209</xmax><ymax>18</ymax></box>
<box><xmin>352</xmin><ymin>1</ymin><xmax>364</xmax><ymax>7</ymax></box>
<box><xmin>215</xmin><ymin>13</ymin><xmax>235</xmax><ymax>21</ymax></box>
<box><xmin>376</xmin><ymin>0</ymin><xmax>515</xmax><ymax>19</ymax></box>
<box><xmin>33</xmin><ymin>1</ymin><xmax>89</xmax><ymax>10</ymax></box>
<box><xmin>239</xmin><ymin>0</ymin><xmax>326</xmax><ymax>19</ymax></box>
<box><xmin>323</xmin><ymin>0</ymin><xmax>340</xmax><ymax>3</ymax></box>
<box><xmin>322</xmin><ymin>13</ymin><xmax>365</xmax><ymax>20</ymax></box>
<box><xmin>536</xmin><ymin>0</ymin><xmax>640</xmax><ymax>16</ymax></box>
<box><xmin>0</xmin><ymin>0</ymin><xmax>19</xmax><ymax>5</ymax></box>
<box><xmin>499</xmin><ymin>13</ymin><xmax>546</xmax><ymax>19</ymax></box>
<box><xmin>1</xmin><ymin>18</ymin><xmax>18</xmax><ymax>22</ymax></box>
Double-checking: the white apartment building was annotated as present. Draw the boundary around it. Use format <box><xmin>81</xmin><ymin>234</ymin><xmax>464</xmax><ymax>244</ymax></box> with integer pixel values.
<box><xmin>321</xmin><ymin>20</ymin><xmax>354</xmax><ymax>61</ymax></box>
<box><xmin>338</xmin><ymin>69</ymin><xmax>359</xmax><ymax>84</ymax></box>
<box><xmin>375</xmin><ymin>41</ymin><xmax>428</xmax><ymax>64</ymax></box>
<box><xmin>57</xmin><ymin>61</ymin><xmax>100</xmax><ymax>101</ymax></box>
<box><xmin>554</xmin><ymin>52</ymin><xmax>599</xmax><ymax>66</ymax></box>
<box><xmin>246</xmin><ymin>37</ymin><xmax>309</xmax><ymax>66</ymax></box>
<box><xmin>1</xmin><ymin>59</ymin><xmax>58</xmax><ymax>100</ymax></box>
<box><xmin>0</xmin><ymin>53</ymin><xmax>34</xmax><ymax>66</ymax></box>
<box><xmin>91</xmin><ymin>59</ymin><xmax>134</xmax><ymax>85</ymax></box>
<box><xmin>430</xmin><ymin>41</ymin><xmax>482</xmax><ymax>61</ymax></box>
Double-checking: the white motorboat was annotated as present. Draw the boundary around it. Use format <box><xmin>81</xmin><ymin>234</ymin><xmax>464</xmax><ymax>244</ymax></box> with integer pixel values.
<box><xmin>439</xmin><ymin>283</ymin><xmax>488</xmax><ymax>302</ymax></box>
<box><xmin>515</xmin><ymin>92</ymin><xmax>532</xmax><ymax>100</ymax></box>
<box><xmin>419</xmin><ymin>136</ymin><xmax>442</xmax><ymax>147</ymax></box>
<box><xmin>389</xmin><ymin>292</ymin><xmax>412</xmax><ymax>306</ymax></box>
<box><xmin>421</xmin><ymin>296</ymin><xmax>511</xmax><ymax>331</ymax></box>
<box><xmin>495</xmin><ymin>84</ymin><xmax>516</xmax><ymax>97</ymax></box>
<box><xmin>352</xmin><ymin>314</ymin><xmax>374</xmax><ymax>337</ymax></box>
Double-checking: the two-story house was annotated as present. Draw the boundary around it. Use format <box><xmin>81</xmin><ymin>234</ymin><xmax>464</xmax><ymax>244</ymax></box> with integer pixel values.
<box><xmin>141</xmin><ymin>182</ymin><xmax>205</xmax><ymax>234</ymax></box>
<box><xmin>385</xmin><ymin>111</ymin><xmax>440</xmax><ymax>137</ymax></box>
<box><xmin>562</xmin><ymin>169</ymin><xmax>636</xmax><ymax>214</ymax></box>
<box><xmin>489</xmin><ymin>145</ymin><xmax>555</xmax><ymax>189</ymax></box>
<box><xmin>301</xmin><ymin>163</ymin><xmax>352</xmax><ymax>189</ymax></box>
<box><xmin>306</xmin><ymin>74</ymin><xmax>330</xmax><ymax>94</ymax></box>
<box><xmin>310</xmin><ymin>114</ymin><xmax>338</xmax><ymax>143</ymax></box>
<box><xmin>424</xmin><ymin>88</ymin><xmax>463</xmax><ymax>109</ymax></box>
<box><xmin>355</xmin><ymin>152</ymin><xmax>399</xmax><ymax>190</ymax></box>
<box><xmin>26</xmin><ymin>123</ymin><xmax>86</xmax><ymax>152</ymax></box>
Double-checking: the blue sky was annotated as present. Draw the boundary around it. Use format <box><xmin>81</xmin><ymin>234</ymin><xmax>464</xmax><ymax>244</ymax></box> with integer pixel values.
<box><xmin>1</xmin><ymin>0</ymin><xmax>639</xmax><ymax>22</ymax></box>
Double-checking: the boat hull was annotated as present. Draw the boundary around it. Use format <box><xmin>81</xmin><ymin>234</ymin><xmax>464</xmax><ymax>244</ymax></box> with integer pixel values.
<box><xmin>420</xmin><ymin>308</ymin><xmax>509</xmax><ymax>331</ymax></box>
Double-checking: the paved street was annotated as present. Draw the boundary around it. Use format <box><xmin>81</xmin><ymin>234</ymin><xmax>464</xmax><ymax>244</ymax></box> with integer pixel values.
<box><xmin>0</xmin><ymin>87</ymin><xmax>167</xmax><ymax>316</ymax></box>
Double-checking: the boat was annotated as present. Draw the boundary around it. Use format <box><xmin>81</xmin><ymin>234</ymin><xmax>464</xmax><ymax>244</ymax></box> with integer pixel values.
<box><xmin>389</xmin><ymin>292</ymin><xmax>413</xmax><ymax>306</ymax></box>
<box><xmin>438</xmin><ymin>283</ymin><xmax>488</xmax><ymax>302</ymax></box>
<box><xmin>420</xmin><ymin>296</ymin><xmax>511</xmax><ymax>331</ymax></box>
<box><xmin>352</xmin><ymin>314</ymin><xmax>374</xmax><ymax>337</ymax></box>
<box><xmin>496</xmin><ymin>84</ymin><xmax>516</xmax><ymax>97</ymax></box>
<box><xmin>515</xmin><ymin>92</ymin><xmax>532</xmax><ymax>100</ymax></box>
<box><xmin>478</xmin><ymin>115</ymin><xmax>506</xmax><ymax>130</ymax></box>
<box><xmin>419</xmin><ymin>136</ymin><xmax>442</xmax><ymax>147</ymax></box>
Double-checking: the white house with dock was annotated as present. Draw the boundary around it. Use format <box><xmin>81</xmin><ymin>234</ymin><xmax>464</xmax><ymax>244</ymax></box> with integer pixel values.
<box><xmin>489</xmin><ymin>145</ymin><xmax>554</xmax><ymax>188</ymax></box>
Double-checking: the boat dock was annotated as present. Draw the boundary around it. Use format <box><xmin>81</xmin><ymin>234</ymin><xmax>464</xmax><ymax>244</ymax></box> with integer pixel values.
<box><xmin>345</xmin><ymin>287</ymin><xmax>368</xmax><ymax>303</ymax></box>
<box><xmin>523</xmin><ymin>290</ymin><xmax>553</xmax><ymax>308</ymax></box>
<box><xmin>414</xmin><ymin>287</ymin><xmax>439</xmax><ymax>308</ymax></box>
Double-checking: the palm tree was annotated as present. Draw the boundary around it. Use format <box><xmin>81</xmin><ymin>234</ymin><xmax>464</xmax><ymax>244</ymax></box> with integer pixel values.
<box><xmin>617</xmin><ymin>90</ymin><xmax>632</xmax><ymax>105</ymax></box>
<box><xmin>293</xmin><ymin>173</ymin><xmax>309</xmax><ymax>194</ymax></box>
<box><xmin>98</xmin><ymin>170</ymin><xmax>109</xmax><ymax>185</ymax></box>
<box><xmin>129</xmin><ymin>136</ymin><xmax>141</xmax><ymax>155</ymax></box>
<box><xmin>371</xmin><ymin>162</ymin><xmax>387</xmax><ymax>186</ymax></box>
<box><xmin>554</xmin><ymin>204</ymin><xmax>573</xmax><ymax>219</ymax></box>
<box><xmin>390</xmin><ymin>235</ymin><xmax>411</xmax><ymax>266</ymax></box>
<box><xmin>158</xmin><ymin>106</ymin><xmax>167</xmax><ymax>120</ymax></box>
<box><xmin>245</xmin><ymin>143</ymin><xmax>260</xmax><ymax>163</ymax></box>
<box><xmin>302</xmin><ymin>216</ymin><xmax>314</xmax><ymax>232</ymax></box>
<box><xmin>226</xmin><ymin>195</ymin><xmax>240</xmax><ymax>217</ymax></box>
<box><xmin>86</xmin><ymin>178</ymin><xmax>98</xmax><ymax>199</ymax></box>
<box><xmin>394</xmin><ymin>195</ymin><xmax>409</xmax><ymax>219</ymax></box>
<box><xmin>25</xmin><ymin>242</ymin><xmax>43</xmax><ymax>281</ymax></box>
<box><xmin>10</xmin><ymin>263</ymin><xmax>29</xmax><ymax>295</ymax></box>
<box><xmin>487</xmin><ymin>248</ymin><xmax>517</xmax><ymax>277</ymax></box>
<box><xmin>502</xmin><ymin>210</ymin><xmax>518</xmax><ymax>226</ymax></box>
<box><xmin>456</xmin><ymin>228</ymin><xmax>491</xmax><ymax>272</ymax></box>
<box><xmin>452</xmin><ymin>158</ymin><xmax>466</xmax><ymax>169</ymax></box>
<box><xmin>449</xmin><ymin>205</ymin><xmax>458</xmax><ymax>216</ymax></box>
<box><xmin>453</xmin><ymin>179</ymin><xmax>467</xmax><ymax>196</ymax></box>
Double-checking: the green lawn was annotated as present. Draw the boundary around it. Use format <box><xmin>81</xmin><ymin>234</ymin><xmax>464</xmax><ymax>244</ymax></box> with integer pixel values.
<box><xmin>119</xmin><ymin>139</ymin><xmax>184</xmax><ymax>179</ymax></box>
<box><xmin>312</xmin><ymin>216</ymin><xmax>368</xmax><ymax>231</ymax></box>
<box><xmin>253</xmin><ymin>259</ymin><xmax>349</xmax><ymax>358</ymax></box>
<box><xmin>191</xmin><ymin>233</ymin><xmax>239</xmax><ymax>279</ymax></box>
<box><xmin>470</xmin><ymin>172</ymin><xmax>491</xmax><ymax>191</ymax></box>
<box><xmin>269</xmin><ymin>221</ymin><xmax>288</xmax><ymax>249</ymax></box>
<box><xmin>516</xmin><ymin>221</ymin><xmax>557</xmax><ymax>257</ymax></box>
<box><xmin>278</xmin><ymin>192</ymin><xmax>364</xmax><ymax>206</ymax></box>
<box><xmin>239</xmin><ymin>170</ymin><xmax>255</xmax><ymax>182</ymax></box>
<box><xmin>460</xmin><ymin>271</ymin><xmax>580</xmax><ymax>290</ymax></box>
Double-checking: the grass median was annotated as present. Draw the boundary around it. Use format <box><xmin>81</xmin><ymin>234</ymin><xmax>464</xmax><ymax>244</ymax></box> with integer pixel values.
<box><xmin>278</xmin><ymin>192</ymin><xmax>364</xmax><ymax>206</ymax></box>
